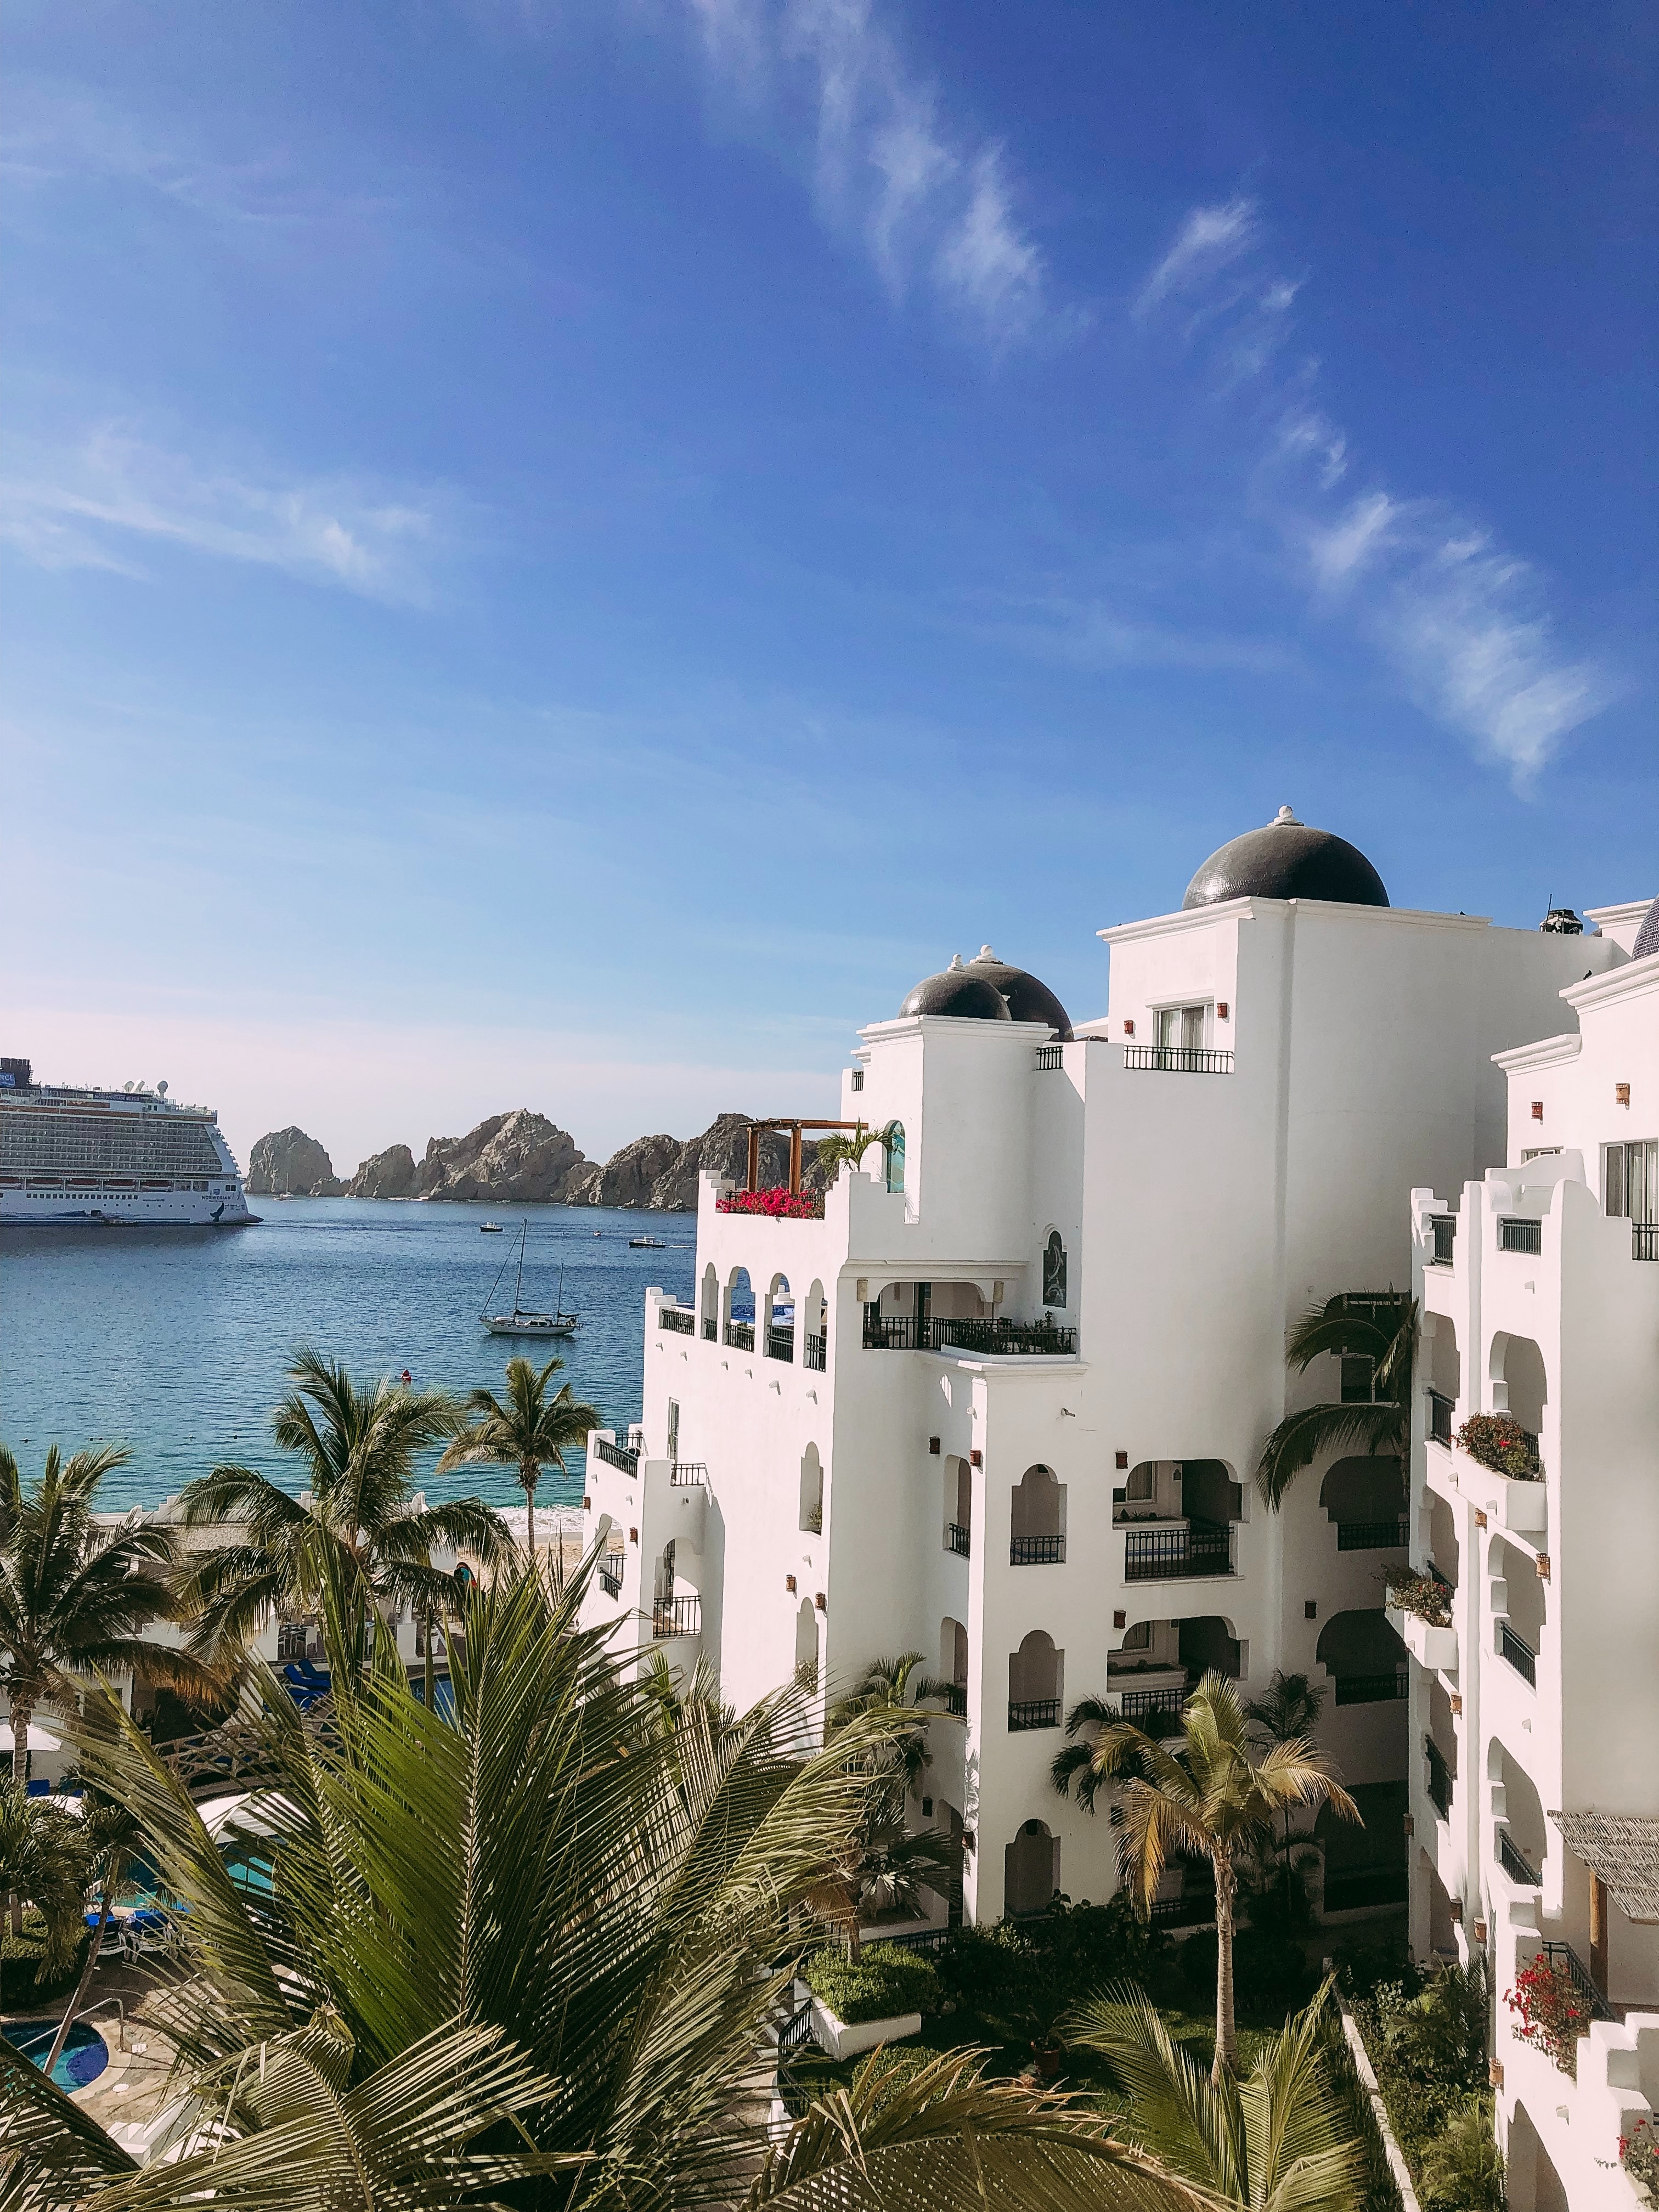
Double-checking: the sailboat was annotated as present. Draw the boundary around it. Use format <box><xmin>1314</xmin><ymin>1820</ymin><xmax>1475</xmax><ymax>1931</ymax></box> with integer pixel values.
<box><xmin>481</xmin><ymin>1221</ymin><xmax>578</xmax><ymax>1336</ymax></box>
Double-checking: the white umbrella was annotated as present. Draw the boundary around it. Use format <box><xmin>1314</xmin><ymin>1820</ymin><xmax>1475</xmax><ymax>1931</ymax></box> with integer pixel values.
<box><xmin>0</xmin><ymin>1721</ymin><xmax>61</xmax><ymax>1752</ymax></box>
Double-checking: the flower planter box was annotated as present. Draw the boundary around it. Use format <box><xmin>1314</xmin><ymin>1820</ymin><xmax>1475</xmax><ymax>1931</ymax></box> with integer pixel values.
<box><xmin>807</xmin><ymin>1996</ymin><xmax>922</xmax><ymax>2061</ymax></box>
<box><xmin>1387</xmin><ymin>1604</ymin><xmax>1457</xmax><ymax>1673</ymax></box>
<box><xmin>1471</xmin><ymin>1470</ymin><xmax>1548</xmax><ymax>1536</ymax></box>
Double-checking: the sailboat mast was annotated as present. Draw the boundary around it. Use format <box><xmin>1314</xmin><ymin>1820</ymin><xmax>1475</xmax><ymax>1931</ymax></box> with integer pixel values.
<box><xmin>513</xmin><ymin>1221</ymin><xmax>527</xmax><ymax>1315</ymax></box>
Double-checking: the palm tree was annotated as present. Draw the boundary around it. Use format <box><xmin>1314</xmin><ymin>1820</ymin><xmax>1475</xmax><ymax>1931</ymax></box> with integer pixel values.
<box><xmin>174</xmin><ymin>1348</ymin><xmax>510</xmax><ymax>1671</ymax></box>
<box><xmin>828</xmin><ymin>1650</ymin><xmax>955</xmax><ymax>1802</ymax></box>
<box><xmin>0</xmin><ymin>1443</ymin><xmax>213</xmax><ymax>1798</ymax></box>
<box><xmin>1256</xmin><ymin>1293</ymin><xmax>1417</xmax><ymax>1509</ymax></box>
<box><xmin>43</xmin><ymin>1794</ymin><xmax>140</xmax><ymax>2078</ymax></box>
<box><xmin>2</xmin><ymin>1551</ymin><xmax>1206</xmax><ymax>2212</ymax></box>
<box><xmin>0</xmin><ymin>1782</ymin><xmax>89</xmax><ymax>2010</ymax></box>
<box><xmin>818</xmin><ymin>1652</ymin><xmax>960</xmax><ymax>1956</ymax></box>
<box><xmin>1245</xmin><ymin>1670</ymin><xmax>1327</xmax><ymax>1926</ymax></box>
<box><xmin>436</xmin><ymin>1352</ymin><xmax>599</xmax><ymax>1565</ymax></box>
<box><xmin>1065</xmin><ymin>1977</ymin><xmax>1367</xmax><ymax>2209</ymax></box>
<box><xmin>811</xmin><ymin>1119</ymin><xmax>893</xmax><ymax>1184</ymax></box>
<box><xmin>1052</xmin><ymin>1672</ymin><xmax>1360</xmax><ymax>2078</ymax></box>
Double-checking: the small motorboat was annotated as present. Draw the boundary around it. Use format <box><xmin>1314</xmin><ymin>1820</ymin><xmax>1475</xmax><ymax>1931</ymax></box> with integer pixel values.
<box><xmin>628</xmin><ymin>1234</ymin><xmax>666</xmax><ymax>1248</ymax></box>
<box><xmin>480</xmin><ymin>1221</ymin><xmax>504</xmax><ymax>1233</ymax></box>
<box><xmin>481</xmin><ymin>1222</ymin><xmax>578</xmax><ymax>1337</ymax></box>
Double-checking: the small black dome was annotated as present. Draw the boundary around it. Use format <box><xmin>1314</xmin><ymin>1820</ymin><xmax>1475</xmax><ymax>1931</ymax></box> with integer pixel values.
<box><xmin>1183</xmin><ymin>805</ymin><xmax>1389</xmax><ymax>911</ymax></box>
<box><xmin>1634</xmin><ymin>893</ymin><xmax>1659</xmax><ymax>962</ymax></box>
<box><xmin>966</xmin><ymin>947</ymin><xmax>1073</xmax><ymax>1040</ymax></box>
<box><xmin>900</xmin><ymin>956</ymin><xmax>1014</xmax><ymax>1022</ymax></box>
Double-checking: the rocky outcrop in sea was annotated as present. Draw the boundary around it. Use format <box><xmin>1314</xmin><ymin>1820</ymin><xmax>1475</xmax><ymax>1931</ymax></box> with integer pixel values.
<box><xmin>257</xmin><ymin>1109</ymin><xmax>828</xmax><ymax>1210</ymax></box>
<box><xmin>247</xmin><ymin>1127</ymin><xmax>345</xmax><ymax>1197</ymax></box>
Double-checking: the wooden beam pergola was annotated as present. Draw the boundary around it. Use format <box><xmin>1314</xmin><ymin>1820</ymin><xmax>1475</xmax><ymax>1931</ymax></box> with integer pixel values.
<box><xmin>744</xmin><ymin>1117</ymin><xmax>869</xmax><ymax>1194</ymax></box>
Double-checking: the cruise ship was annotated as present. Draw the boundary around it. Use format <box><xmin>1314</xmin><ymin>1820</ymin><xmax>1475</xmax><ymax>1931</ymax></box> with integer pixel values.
<box><xmin>0</xmin><ymin>1058</ymin><xmax>256</xmax><ymax>1227</ymax></box>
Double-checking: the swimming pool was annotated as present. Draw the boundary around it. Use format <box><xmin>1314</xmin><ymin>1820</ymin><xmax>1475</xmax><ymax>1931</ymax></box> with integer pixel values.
<box><xmin>3</xmin><ymin>2018</ymin><xmax>111</xmax><ymax>2090</ymax></box>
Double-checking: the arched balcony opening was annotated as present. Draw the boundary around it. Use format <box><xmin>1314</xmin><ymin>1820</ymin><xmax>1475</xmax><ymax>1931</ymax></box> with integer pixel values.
<box><xmin>1107</xmin><ymin>1616</ymin><xmax>1187</xmax><ymax>1729</ymax></box>
<box><xmin>1428</xmin><ymin>1494</ymin><xmax>1459</xmax><ymax>1589</ymax></box>
<box><xmin>1005</xmin><ymin>1819</ymin><xmax>1059</xmax><ymax>1918</ymax></box>
<box><xmin>1041</xmin><ymin>1229</ymin><xmax>1068</xmax><ymax>1310</ymax></box>
<box><xmin>943</xmin><ymin>1457</ymin><xmax>972</xmax><ymax>1558</ymax></box>
<box><xmin>1008</xmin><ymin>1631</ymin><xmax>1062</xmax><ymax>1731</ymax></box>
<box><xmin>1320</xmin><ymin>1455</ymin><xmax>1407</xmax><ymax>1552</ymax></box>
<box><xmin>1009</xmin><ymin>1464</ymin><xmax>1066</xmax><ymax>1564</ymax></box>
<box><xmin>1426</xmin><ymin>1315</ymin><xmax>1460</xmax><ymax>1443</ymax></box>
<box><xmin>724</xmin><ymin>1267</ymin><xmax>754</xmax><ymax>1352</ymax></box>
<box><xmin>1490</xmin><ymin>1737</ymin><xmax>1548</xmax><ymax>1889</ymax></box>
<box><xmin>764</xmin><ymin>1273</ymin><xmax>794</xmax><ymax>1363</ymax></box>
<box><xmin>1492</xmin><ymin>1533</ymin><xmax>1545</xmax><ymax>1686</ymax></box>
<box><xmin>1423</xmin><ymin>1679</ymin><xmax>1457</xmax><ymax>1821</ymax></box>
<box><xmin>1177</xmin><ymin>1615</ymin><xmax>1242</xmax><ymax>1684</ymax></box>
<box><xmin>798</xmin><ymin>1444</ymin><xmax>823</xmax><ymax>1536</ymax></box>
<box><xmin>1489</xmin><ymin>1330</ymin><xmax>1548</xmax><ymax>1445</ymax></box>
<box><xmin>939</xmin><ymin>1617</ymin><xmax>968</xmax><ymax>1716</ymax></box>
<box><xmin>883</xmin><ymin>1121</ymin><xmax>905</xmax><ymax>1195</ymax></box>
<box><xmin>700</xmin><ymin>1263</ymin><xmax>719</xmax><ymax>1342</ymax></box>
<box><xmin>1116</xmin><ymin>1460</ymin><xmax>1241</xmax><ymax>1581</ymax></box>
<box><xmin>803</xmin><ymin>1278</ymin><xmax>827</xmax><ymax>1370</ymax></box>
<box><xmin>794</xmin><ymin>1598</ymin><xmax>819</xmax><ymax>1690</ymax></box>
<box><xmin>1316</xmin><ymin>1608</ymin><xmax>1408</xmax><ymax>1706</ymax></box>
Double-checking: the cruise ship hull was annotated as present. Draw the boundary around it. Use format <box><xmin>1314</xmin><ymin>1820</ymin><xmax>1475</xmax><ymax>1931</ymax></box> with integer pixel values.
<box><xmin>0</xmin><ymin>1065</ymin><xmax>258</xmax><ymax>1229</ymax></box>
<box><xmin>0</xmin><ymin>1188</ymin><xmax>258</xmax><ymax>1226</ymax></box>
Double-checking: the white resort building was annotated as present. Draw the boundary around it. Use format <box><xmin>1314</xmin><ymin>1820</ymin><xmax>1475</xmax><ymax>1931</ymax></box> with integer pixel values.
<box><xmin>1405</xmin><ymin>890</ymin><xmax>1659</xmax><ymax>2212</ymax></box>
<box><xmin>582</xmin><ymin>806</ymin><xmax>1643</xmax><ymax>1944</ymax></box>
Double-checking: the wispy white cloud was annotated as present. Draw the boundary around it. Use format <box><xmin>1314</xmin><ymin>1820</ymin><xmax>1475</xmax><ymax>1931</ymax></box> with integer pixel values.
<box><xmin>1133</xmin><ymin>201</ymin><xmax>1616</xmax><ymax>782</ymax></box>
<box><xmin>0</xmin><ymin>426</ymin><xmax>444</xmax><ymax>602</ymax></box>
<box><xmin>967</xmin><ymin>591</ymin><xmax>1293</xmax><ymax>676</ymax></box>
<box><xmin>689</xmin><ymin>0</ymin><xmax>1045</xmax><ymax>345</ymax></box>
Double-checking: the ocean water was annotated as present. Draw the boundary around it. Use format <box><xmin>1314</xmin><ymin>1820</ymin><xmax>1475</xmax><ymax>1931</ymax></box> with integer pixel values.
<box><xmin>0</xmin><ymin>1200</ymin><xmax>695</xmax><ymax>1514</ymax></box>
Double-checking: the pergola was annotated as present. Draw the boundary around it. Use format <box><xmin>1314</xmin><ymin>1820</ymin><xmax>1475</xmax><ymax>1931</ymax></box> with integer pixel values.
<box><xmin>743</xmin><ymin>1118</ymin><xmax>870</xmax><ymax>1195</ymax></box>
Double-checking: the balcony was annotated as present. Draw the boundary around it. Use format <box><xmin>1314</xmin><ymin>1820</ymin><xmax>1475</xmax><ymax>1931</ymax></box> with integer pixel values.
<box><xmin>1123</xmin><ymin>1044</ymin><xmax>1234</xmax><ymax>1075</ymax></box>
<box><xmin>1635</xmin><ymin>1222</ymin><xmax>1658</xmax><ymax>1262</ymax></box>
<box><xmin>1008</xmin><ymin>1697</ymin><xmax>1061</xmax><ymax>1732</ymax></box>
<box><xmin>652</xmin><ymin>1594</ymin><xmax>702</xmax><ymax>1639</ymax></box>
<box><xmin>1389</xmin><ymin>1604</ymin><xmax>1458</xmax><ymax>1673</ymax></box>
<box><xmin>592</xmin><ymin>1436</ymin><xmax>639</xmax><ymax>1474</ymax></box>
<box><xmin>599</xmin><ymin>1552</ymin><xmax>625</xmax><ymax>1596</ymax></box>
<box><xmin>944</xmin><ymin>1522</ymin><xmax>971</xmax><ymax>1559</ymax></box>
<box><xmin>942</xmin><ymin>1684</ymin><xmax>967</xmax><ymax>1717</ymax></box>
<box><xmin>724</xmin><ymin>1319</ymin><xmax>754</xmax><ymax>1352</ymax></box>
<box><xmin>803</xmin><ymin>1331</ymin><xmax>826</xmax><ymax>1371</ymax></box>
<box><xmin>1034</xmin><ymin>1044</ymin><xmax>1064</xmax><ymax>1071</ymax></box>
<box><xmin>1123</xmin><ymin>1519</ymin><xmax>1235</xmax><ymax>1583</ymax></box>
<box><xmin>1425</xmin><ymin>1736</ymin><xmax>1453</xmax><ymax>1820</ymax></box>
<box><xmin>669</xmin><ymin>1462</ymin><xmax>707</xmax><ymax>1487</ymax></box>
<box><xmin>1428</xmin><ymin>1215</ymin><xmax>1457</xmax><ymax>1266</ymax></box>
<box><xmin>658</xmin><ymin>1304</ymin><xmax>695</xmax><ymax>1335</ymax></box>
<box><xmin>1333</xmin><ymin>1667</ymin><xmax>1408</xmax><ymax>1707</ymax></box>
<box><xmin>702</xmin><ymin>1316</ymin><xmax>717</xmax><ymax>1341</ymax></box>
<box><xmin>765</xmin><ymin>1324</ymin><xmax>794</xmax><ymax>1363</ymax></box>
<box><xmin>1498</xmin><ymin>1829</ymin><xmax>1541</xmax><ymax>1888</ymax></box>
<box><xmin>1539</xmin><ymin>1940</ymin><xmax>1612</xmax><ymax>2023</ymax></box>
<box><xmin>1336</xmin><ymin>1515</ymin><xmax>1410</xmax><ymax>1551</ymax></box>
<box><xmin>863</xmin><ymin>1314</ymin><xmax>1077</xmax><ymax>1356</ymax></box>
<box><xmin>1499</xmin><ymin>1620</ymin><xmax>1537</xmax><ymax>1686</ymax></box>
<box><xmin>1009</xmin><ymin>1534</ymin><xmax>1066</xmax><ymax>1565</ymax></box>
<box><xmin>1427</xmin><ymin>1389</ymin><xmax>1455</xmax><ymax>1447</ymax></box>
<box><xmin>1116</xmin><ymin>1683</ymin><xmax>1185</xmax><ymax>1723</ymax></box>
<box><xmin>1498</xmin><ymin>1215</ymin><xmax>1543</xmax><ymax>1255</ymax></box>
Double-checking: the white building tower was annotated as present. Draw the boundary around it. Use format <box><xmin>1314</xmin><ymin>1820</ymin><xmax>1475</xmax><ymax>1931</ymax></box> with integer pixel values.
<box><xmin>1406</xmin><ymin>890</ymin><xmax>1659</xmax><ymax>2212</ymax></box>
<box><xmin>583</xmin><ymin>810</ymin><xmax>1625</xmax><ymax>1931</ymax></box>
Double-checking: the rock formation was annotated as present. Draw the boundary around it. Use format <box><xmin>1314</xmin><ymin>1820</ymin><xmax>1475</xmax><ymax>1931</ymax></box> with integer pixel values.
<box><xmin>291</xmin><ymin>1110</ymin><xmax>827</xmax><ymax>1210</ymax></box>
<box><xmin>247</xmin><ymin>1127</ymin><xmax>344</xmax><ymax>1197</ymax></box>
<box><xmin>347</xmin><ymin>1143</ymin><xmax>420</xmax><ymax>1199</ymax></box>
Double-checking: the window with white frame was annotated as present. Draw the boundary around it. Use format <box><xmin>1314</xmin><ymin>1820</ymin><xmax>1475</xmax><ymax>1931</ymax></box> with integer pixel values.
<box><xmin>1604</xmin><ymin>1139</ymin><xmax>1658</xmax><ymax>1223</ymax></box>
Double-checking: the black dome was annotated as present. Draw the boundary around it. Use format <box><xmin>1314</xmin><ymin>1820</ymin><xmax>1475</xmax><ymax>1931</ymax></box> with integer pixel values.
<box><xmin>900</xmin><ymin>956</ymin><xmax>1014</xmax><ymax>1022</ymax></box>
<box><xmin>966</xmin><ymin>947</ymin><xmax>1073</xmax><ymax>1040</ymax></box>
<box><xmin>1634</xmin><ymin>894</ymin><xmax>1659</xmax><ymax>962</ymax></box>
<box><xmin>1183</xmin><ymin>806</ymin><xmax>1389</xmax><ymax>911</ymax></box>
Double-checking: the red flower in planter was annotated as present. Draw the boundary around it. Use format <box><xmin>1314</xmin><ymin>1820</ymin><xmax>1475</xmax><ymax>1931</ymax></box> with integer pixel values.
<box><xmin>716</xmin><ymin>1186</ymin><xmax>824</xmax><ymax>1220</ymax></box>
<box><xmin>1506</xmin><ymin>1958</ymin><xmax>1593</xmax><ymax>2076</ymax></box>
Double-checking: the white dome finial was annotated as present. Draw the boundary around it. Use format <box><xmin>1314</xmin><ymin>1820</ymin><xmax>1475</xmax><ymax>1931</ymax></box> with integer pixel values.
<box><xmin>977</xmin><ymin>944</ymin><xmax>997</xmax><ymax>962</ymax></box>
<box><xmin>948</xmin><ymin>952</ymin><xmax>964</xmax><ymax>970</ymax></box>
<box><xmin>1273</xmin><ymin>803</ymin><xmax>1301</xmax><ymax>826</ymax></box>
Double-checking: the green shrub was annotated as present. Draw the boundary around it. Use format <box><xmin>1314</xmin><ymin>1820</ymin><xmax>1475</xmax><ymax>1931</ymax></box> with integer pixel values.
<box><xmin>1419</xmin><ymin>2098</ymin><xmax>1505</xmax><ymax>2211</ymax></box>
<box><xmin>807</xmin><ymin>1944</ymin><xmax>942</xmax><ymax>2025</ymax></box>
<box><xmin>1177</xmin><ymin>1927</ymin><xmax>1313</xmax><ymax>2012</ymax></box>
<box><xmin>1334</xmin><ymin>1937</ymin><xmax>1421</xmax><ymax>2002</ymax></box>
<box><xmin>0</xmin><ymin>1909</ymin><xmax>91</xmax><ymax>2006</ymax></box>
<box><xmin>929</xmin><ymin>1892</ymin><xmax>1171</xmax><ymax>2056</ymax></box>
<box><xmin>1455</xmin><ymin>1413</ymin><xmax>1541</xmax><ymax>1480</ymax></box>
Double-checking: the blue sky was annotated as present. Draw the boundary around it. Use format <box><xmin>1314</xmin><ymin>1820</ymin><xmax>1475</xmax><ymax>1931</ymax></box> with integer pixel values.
<box><xmin>4</xmin><ymin>1</ymin><xmax>1654</xmax><ymax>1172</ymax></box>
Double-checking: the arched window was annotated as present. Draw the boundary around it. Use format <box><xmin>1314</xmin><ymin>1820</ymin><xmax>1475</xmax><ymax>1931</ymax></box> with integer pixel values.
<box><xmin>1005</xmin><ymin>1820</ymin><xmax>1059</xmax><ymax>1918</ymax></box>
<box><xmin>794</xmin><ymin>1598</ymin><xmax>819</xmax><ymax>1688</ymax></box>
<box><xmin>799</xmin><ymin>1444</ymin><xmax>823</xmax><ymax>1535</ymax></box>
<box><xmin>884</xmin><ymin>1121</ymin><xmax>906</xmax><ymax>1195</ymax></box>
<box><xmin>1042</xmin><ymin>1231</ymin><xmax>1067</xmax><ymax>1308</ymax></box>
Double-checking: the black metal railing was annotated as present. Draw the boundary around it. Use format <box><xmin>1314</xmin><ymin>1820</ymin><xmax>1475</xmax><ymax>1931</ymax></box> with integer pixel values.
<box><xmin>1635</xmin><ymin>1222</ymin><xmax>1659</xmax><ymax>1262</ymax></box>
<box><xmin>702</xmin><ymin>1315</ymin><xmax>716</xmax><ymax>1340</ymax></box>
<box><xmin>1428</xmin><ymin>1559</ymin><xmax>1454</xmax><ymax>1596</ymax></box>
<box><xmin>765</xmin><ymin>1325</ymin><xmax>795</xmax><ymax>1363</ymax></box>
<box><xmin>1499</xmin><ymin>1216</ymin><xmax>1543</xmax><ymax>1255</ymax></box>
<box><xmin>1009</xmin><ymin>1533</ymin><xmax>1066</xmax><ymax>1565</ymax></box>
<box><xmin>1429</xmin><ymin>1215</ymin><xmax>1457</xmax><ymax>1265</ymax></box>
<box><xmin>944</xmin><ymin>1522</ymin><xmax>971</xmax><ymax>1558</ymax></box>
<box><xmin>803</xmin><ymin>1331</ymin><xmax>826</xmax><ymax>1370</ymax></box>
<box><xmin>724</xmin><ymin>1319</ymin><xmax>754</xmax><ymax>1351</ymax></box>
<box><xmin>1334</xmin><ymin>1669</ymin><xmax>1408</xmax><ymax>1706</ymax></box>
<box><xmin>875</xmin><ymin>1925</ymin><xmax>951</xmax><ymax>1954</ymax></box>
<box><xmin>670</xmin><ymin>1461</ymin><xmax>707</xmax><ymax>1486</ymax></box>
<box><xmin>593</xmin><ymin>1436</ymin><xmax>639</xmax><ymax>1473</ymax></box>
<box><xmin>1323</xmin><ymin>1864</ymin><xmax>1410</xmax><ymax>1914</ymax></box>
<box><xmin>1499</xmin><ymin>1620</ymin><xmax>1537</xmax><ymax>1686</ymax></box>
<box><xmin>862</xmin><ymin>1314</ymin><xmax>1077</xmax><ymax>1356</ymax></box>
<box><xmin>1427</xmin><ymin>1389</ymin><xmax>1455</xmax><ymax>1446</ymax></box>
<box><xmin>1540</xmin><ymin>1940</ymin><xmax>1612</xmax><ymax>2023</ymax></box>
<box><xmin>1034</xmin><ymin>1045</ymin><xmax>1064</xmax><ymax>1071</ymax></box>
<box><xmin>778</xmin><ymin>1999</ymin><xmax>818</xmax><ymax>2056</ymax></box>
<box><xmin>941</xmin><ymin>1684</ymin><xmax>967</xmax><ymax>1717</ymax></box>
<box><xmin>1008</xmin><ymin>1697</ymin><xmax>1061</xmax><ymax>1732</ymax></box>
<box><xmin>1123</xmin><ymin>1520</ymin><xmax>1235</xmax><ymax>1582</ymax></box>
<box><xmin>599</xmin><ymin>1554</ymin><xmax>625</xmax><ymax>1596</ymax></box>
<box><xmin>1498</xmin><ymin>1829</ymin><xmax>1541</xmax><ymax>1888</ymax></box>
<box><xmin>658</xmin><ymin>1305</ymin><xmax>695</xmax><ymax>1334</ymax></box>
<box><xmin>652</xmin><ymin>1595</ymin><xmax>702</xmax><ymax>1638</ymax></box>
<box><xmin>1424</xmin><ymin>1736</ymin><xmax>1453</xmax><ymax>1819</ymax></box>
<box><xmin>1337</xmin><ymin>1516</ymin><xmax>1411</xmax><ymax>1551</ymax></box>
<box><xmin>1123</xmin><ymin>1043</ymin><xmax>1234</xmax><ymax>1075</ymax></box>
<box><xmin>1116</xmin><ymin>1684</ymin><xmax>1185</xmax><ymax>1721</ymax></box>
